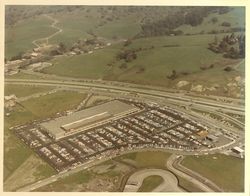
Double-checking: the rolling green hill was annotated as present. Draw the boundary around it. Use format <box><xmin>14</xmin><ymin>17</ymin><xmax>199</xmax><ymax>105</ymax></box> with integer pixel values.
<box><xmin>5</xmin><ymin>15</ymin><xmax>57</xmax><ymax>59</ymax></box>
<box><xmin>5</xmin><ymin>6</ymin><xmax>245</xmax><ymax>97</ymax></box>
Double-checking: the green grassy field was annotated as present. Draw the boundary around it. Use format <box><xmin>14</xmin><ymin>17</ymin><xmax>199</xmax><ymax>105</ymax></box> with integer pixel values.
<box><xmin>95</xmin><ymin>15</ymin><xmax>141</xmax><ymax>39</ymax></box>
<box><xmin>138</xmin><ymin>175</ymin><xmax>164</xmax><ymax>192</ymax></box>
<box><xmin>116</xmin><ymin>151</ymin><xmax>171</xmax><ymax>168</ymax></box>
<box><xmin>178</xmin><ymin>176</ymin><xmax>203</xmax><ymax>192</ymax></box>
<box><xmin>49</xmin><ymin>10</ymin><xmax>98</xmax><ymax>46</ymax></box>
<box><xmin>35</xmin><ymin>170</ymin><xmax>93</xmax><ymax>192</ymax></box>
<box><xmin>5</xmin><ymin>72</ymin><xmax>44</xmax><ymax>79</ymax></box>
<box><xmin>181</xmin><ymin>154</ymin><xmax>244</xmax><ymax>192</ymax></box>
<box><xmin>42</xmin><ymin>33</ymin><xmax>242</xmax><ymax>89</ymax></box>
<box><xmin>5</xmin><ymin>84</ymin><xmax>54</xmax><ymax>97</ymax></box>
<box><xmin>43</xmin><ymin>47</ymin><xmax>117</xmax><ymax>79</ymax></box>
<box><xmin>21</xmin><ymin>90</ymin><xmax>86</xmax><ymax>118</ymax></box>
<box><xmin>4</xmin><ymin>90</ymin><xmax>87</xmax><ymax>182</ymax></box>
<box><xmin>5</xmin><ymin>15</ymin><xmax>57</xmax><ymax>59</ymax></box>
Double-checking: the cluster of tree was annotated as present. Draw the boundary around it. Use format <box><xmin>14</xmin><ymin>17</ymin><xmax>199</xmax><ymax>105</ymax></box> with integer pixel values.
<box><xmin>221</xmin><ymin>21</ymin><xmax>231</xmax><ymax>27</ymax></box>
<box><xmin>117</xmin><ymin>49</ymin><xmax>137</xmax><ymax>62</ymax></box>
<box><xmin>69</xmin><ymin>38</ymin><xmax>105</xmax><ymax>54</ymax></box>
<box><xmin>138</xmin><ymin>7</ymin><xmax>231</xmax><ymax>37</ymax></box>
<box><xmin>49</xmin><ymin>42</ymin><xmax>67</xmax><ymax>56</ymax></box>
<box><xmin>208</xmin><ymin>26</ymin><xmax>245</xmax><ymax>35</ymax></box>
<box><xmin>208</xmin><ymin>33</ymin><xmax>245</xmax><ymax>59</ymax></box>
<box><xmin>9</xmin><ymin>52</ymin><xmax>24</xmax><ymax>61</ymax></box>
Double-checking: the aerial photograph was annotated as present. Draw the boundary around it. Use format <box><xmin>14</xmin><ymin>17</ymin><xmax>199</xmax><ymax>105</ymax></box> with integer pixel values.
<box><xmin>3</xmin><ymin>5</ymin><xmax>245</xmax><ymax>193</ymax></box>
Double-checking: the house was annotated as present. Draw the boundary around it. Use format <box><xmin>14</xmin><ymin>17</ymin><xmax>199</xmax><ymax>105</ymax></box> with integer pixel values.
<box><xmin>232</xmin><ymin>146</ymin><xmax>244</xmax><ymax>154</ymax></box>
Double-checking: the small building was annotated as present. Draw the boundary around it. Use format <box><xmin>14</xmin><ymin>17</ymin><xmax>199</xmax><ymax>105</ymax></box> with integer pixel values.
<box><xmin>232</xmin><ymin>146</ymin><xmax>244</xmax><ymax>154</ymax></box>
<box><xmin>31</xmin><ymin>52</ymin><xmax>39</xmax><ymax>57</ymax></box>
<box><xmin>206</xmin><ymin>134</ymin><xmax>218</xmax><ymax>142</ymax></box>
<box><xmin>4</xmin><ymin>94</ymin><xmax>17</xmax><ymax>101</ymax></box>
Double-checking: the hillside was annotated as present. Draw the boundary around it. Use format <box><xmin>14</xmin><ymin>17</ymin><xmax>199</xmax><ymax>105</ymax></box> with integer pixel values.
<box><xmin>5</xmin><ymin>6</ymin><xmax>245</xmax><ymax>98</ymax></box>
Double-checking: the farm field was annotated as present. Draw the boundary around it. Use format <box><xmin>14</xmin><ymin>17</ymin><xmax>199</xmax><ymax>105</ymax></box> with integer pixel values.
<box><xmin>181</xmin><ymin>154</ymin><xmax>244</xmax><ymax>192</ymax></box>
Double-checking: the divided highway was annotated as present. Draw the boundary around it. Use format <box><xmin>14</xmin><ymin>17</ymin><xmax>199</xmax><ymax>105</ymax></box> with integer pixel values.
<box><xmin>5</xmin><ymin>79</ymin><xmax>244</xmax><ymax>115</ymax></box>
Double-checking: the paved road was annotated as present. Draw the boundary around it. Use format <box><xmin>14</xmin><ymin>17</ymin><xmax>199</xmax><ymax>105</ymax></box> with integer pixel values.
<box><xmin>123</xmin><ymin>168</ymin><xmax>184</xmax><ymax>192</ymax></box>
<box><xmin>15</xmin><ymin>69</ymin><xmax>245</xmax><ymax>105</ymax></box>
<box><xmin>5</xmin><ymin>79</ymin><xmax>244</xmax><ymax>114</ymax></box>
<box><xmin>174</xmin><ymin>155</ymin><xmax>223</xmax><ymax>192</ymax></box>
<box><xmin>166</xmin><ymin>154</ymin><xmax>215</xmax><ymax>192</ymax></box>
<box><xmin>7</xmin><ymin>78</ymin><xmax>244</xmax><ymax>192</ymax></box>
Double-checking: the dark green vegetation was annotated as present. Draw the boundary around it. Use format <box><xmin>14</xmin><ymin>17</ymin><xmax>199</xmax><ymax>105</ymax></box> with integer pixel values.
<box><xmin>4</xmin><ymin>89</ymin><xmax>87</xmax><ymax>181</ymax></box>
<box><xmin>208</xmin><ymin>33</ymin><xmax>245</xmax><ymax>59</ymax></box>
<box><xmin>138</xmin><ymin>7</ymin><xmax>243</xmax><ymax>37</ymax></box>
<box><xmin>138</xmin><ymin>175</ymin><xmax>164</xmax><ymax>192</ymax></box>
<box><xmin>182</xmin><ymin>154</ymin><xmax>244</xmax><ymax>192</ymax></box>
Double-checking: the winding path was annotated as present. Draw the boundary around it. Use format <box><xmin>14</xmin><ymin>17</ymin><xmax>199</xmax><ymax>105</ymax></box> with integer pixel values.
<box><xmin>32</xmin><ymin>14</ymin><xmax>62</xmax><ymax>48</ymax></box>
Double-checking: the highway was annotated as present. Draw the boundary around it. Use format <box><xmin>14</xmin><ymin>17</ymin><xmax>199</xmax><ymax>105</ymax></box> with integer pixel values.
<box><xmin>7</xmin><ymin>78</ymin><xmax>244</xmax><ymax>192</ymax></box>
<box><xmin>5</xmin><ymin>78</ymin><xmax>244</xmax><ymax>114</ymax></box>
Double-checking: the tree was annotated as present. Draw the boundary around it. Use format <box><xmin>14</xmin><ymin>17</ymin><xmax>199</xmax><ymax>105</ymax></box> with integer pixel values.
<box><xmin>58</xmin><ymin>42</ymin><xmax>67</xmax><ymax>53</ymax></box>
<box><xmin>211</xmin><ymin>17</ymin><xmax>218</xmax><ymax>24</ymax></box>
<box><xmin>221</xmin><ymin>21</ymin><xmax>231</xmax><ymax>27</ymax></box>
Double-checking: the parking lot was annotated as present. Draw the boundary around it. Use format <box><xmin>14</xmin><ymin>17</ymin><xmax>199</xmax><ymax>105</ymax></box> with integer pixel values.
<box><xmin>13</xmin><ymin>100</ymin><xmax>225</xmax><ymax>172</ymax></box>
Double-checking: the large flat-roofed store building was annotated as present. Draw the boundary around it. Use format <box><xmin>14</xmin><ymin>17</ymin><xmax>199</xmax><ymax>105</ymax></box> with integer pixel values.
<box><xmin>40</xmin><ymin>100</ymin><xmax>140</xmax><ymax>140</ymax></box>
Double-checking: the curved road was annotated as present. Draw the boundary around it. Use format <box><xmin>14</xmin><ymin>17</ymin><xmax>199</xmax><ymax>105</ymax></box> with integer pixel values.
<box><xmin>166</xmin><ymin>154</ymin><xmax>222</xmax><ymax>192</ymax></box>
<box><xmin>32</xmin><ymin>14</ymin><xmax>62</xmax><ymax>48</ymax></box>
<box><xmin>123</xmin><ymin>169</ymin><xmax>184</xmax><ymax>192</ymax></box>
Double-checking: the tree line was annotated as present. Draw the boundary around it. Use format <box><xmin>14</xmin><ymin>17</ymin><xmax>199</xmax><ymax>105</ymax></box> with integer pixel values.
<box><xmin>137</xmin><ymin>7</ymin><xmax>232</xmax><ymax>37</ymax></box>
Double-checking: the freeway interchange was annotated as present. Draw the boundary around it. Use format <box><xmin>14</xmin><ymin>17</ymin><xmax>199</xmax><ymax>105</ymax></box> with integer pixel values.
<box><xmin>5</xmin><ymin>77</ymin><xmax>245</xmax><ymax>192</ymax></box>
